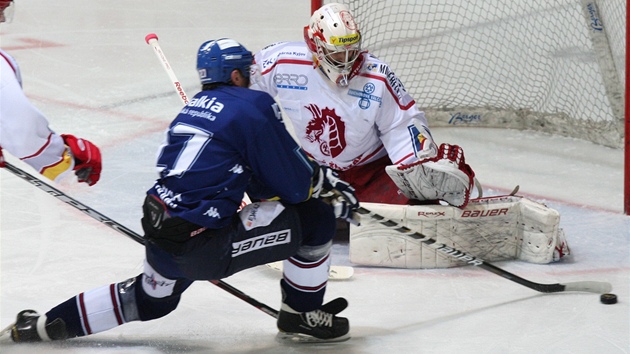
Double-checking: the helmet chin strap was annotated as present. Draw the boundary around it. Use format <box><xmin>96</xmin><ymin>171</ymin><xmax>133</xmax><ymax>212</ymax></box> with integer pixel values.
<box><xmin>314</xmin><ymin>54</ymin><xmax>354</xmax><ymax>88</ymax></box>
<box><xmin>336</xmin><ymin>72</ymin><xmax>350</xmax><ymax>87</ymax></box>
<box><xmin>333</xmin><ymin>52</ymin><xmax>365</xmax><ymax>88</ymax></box>
<box><xmin>317</xmin><ymin>64</ymin><xmax>349</xmax><ymax>88</ymax></box>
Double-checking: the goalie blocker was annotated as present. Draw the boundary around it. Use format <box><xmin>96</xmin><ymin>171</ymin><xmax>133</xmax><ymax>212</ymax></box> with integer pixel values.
<box><xmin>349</xmin><ymin>195</ymin><xmax>570</xmax><ymax>268</ymax></box>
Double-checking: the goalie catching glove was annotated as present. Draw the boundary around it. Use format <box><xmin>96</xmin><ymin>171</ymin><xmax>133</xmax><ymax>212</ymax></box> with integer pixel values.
<box><xmin>312</xmin><ymin>165</ymin><xmax>360</xmax><ymax>225</ymax></box>
<box><xmin>386</xmin><ymin>143</ymin><xmax>475</xmax><ymax>208</ymax></box>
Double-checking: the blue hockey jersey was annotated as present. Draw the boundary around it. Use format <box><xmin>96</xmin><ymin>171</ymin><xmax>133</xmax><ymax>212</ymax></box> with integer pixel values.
<box><xmin>148</xmin><ymin>86</ymin><xmax>314</xmax><ymax>229</ymax></box>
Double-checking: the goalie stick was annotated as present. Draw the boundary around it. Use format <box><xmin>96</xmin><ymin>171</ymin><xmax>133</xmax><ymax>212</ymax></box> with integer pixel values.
<box><xmin>353</xmin><ymin>205</ymin><xmax>612</xmax><ymax>294</ymax></box>
<box><xmin>1</xmin><ymin>161</ymin><xmax>279</xmax><ymax>318</ymax></box>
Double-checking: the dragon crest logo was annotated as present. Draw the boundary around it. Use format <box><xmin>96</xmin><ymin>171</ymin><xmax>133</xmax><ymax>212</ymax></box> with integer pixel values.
<box><xmin>304</xmin><ymin>104</ymin><xmax>347</xmax><ymax>158</ymax></box>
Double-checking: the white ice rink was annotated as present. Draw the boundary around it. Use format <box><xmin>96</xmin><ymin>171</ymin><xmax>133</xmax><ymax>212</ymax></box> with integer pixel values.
<box><xmin>1</xmin><ymin>1</ymin><xmax>628</xmax><ymax>353</ymax></box>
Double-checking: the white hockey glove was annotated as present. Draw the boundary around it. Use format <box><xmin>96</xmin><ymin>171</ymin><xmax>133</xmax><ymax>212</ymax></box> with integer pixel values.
<box><xmin>312</xmin><ymin>165</ymin><xmax>360</xmax><ymax>224</ymax></box>
<box><xmin>386</xmin><ymin>143</ymin><xmax>475</xmax><ymax>208</ymax></box>
<box><xmin>330</xmin><ymin>195</ymin><xmax>361</xmax><ymax>225</ymax></box>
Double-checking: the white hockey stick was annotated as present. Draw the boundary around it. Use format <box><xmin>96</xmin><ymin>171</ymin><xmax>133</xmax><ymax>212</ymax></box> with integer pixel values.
<box><xmin>145</xmin><ymin>33</ymin><xmax>189</xmax><ymax>104</ymax></box>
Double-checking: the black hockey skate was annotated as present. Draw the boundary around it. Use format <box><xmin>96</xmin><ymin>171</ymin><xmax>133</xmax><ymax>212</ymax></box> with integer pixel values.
<box><xmin>4</xmin><ymin>310</ymin><xmax>68</xmax><ymax>342</ymax></box>
<box><xmin>277</xmin><ymin>297</ymin><xmax>350</xmax><ymax>343</ymax></box>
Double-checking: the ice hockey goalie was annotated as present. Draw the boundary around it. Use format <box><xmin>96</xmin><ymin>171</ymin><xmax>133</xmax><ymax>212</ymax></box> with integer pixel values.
<box><xmin>349</xmin><ymin>195</ymin><xmax>570</xmax><ymax>268</ymax></box>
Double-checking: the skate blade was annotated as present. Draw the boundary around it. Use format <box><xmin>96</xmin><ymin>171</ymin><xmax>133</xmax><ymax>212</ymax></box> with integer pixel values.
<box><xmin>276</xmin><ymin>331</ymin><xmax>350</xmax><ymax>343</ymax></box>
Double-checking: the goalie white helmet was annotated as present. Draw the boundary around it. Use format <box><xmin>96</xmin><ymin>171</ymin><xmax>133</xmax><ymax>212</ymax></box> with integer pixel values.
<box><xmin>304</xmin><ymin>3</ymin><xmax>362</xmax><ymax>87</ymax></box>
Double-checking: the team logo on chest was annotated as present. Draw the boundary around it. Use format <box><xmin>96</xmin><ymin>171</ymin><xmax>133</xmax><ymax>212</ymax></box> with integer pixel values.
<box><xmin>304</xmin><ymin>104</ymin><xmax>347</xmax><ymax>158</ymax></box>
<box><xmin>348</xmin><ymin>83</ymin><xmax>382</xmax><ymax>109</ymax></box>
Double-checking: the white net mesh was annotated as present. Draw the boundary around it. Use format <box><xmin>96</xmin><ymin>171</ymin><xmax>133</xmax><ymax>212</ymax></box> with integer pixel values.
<box><xmin>321</xmin><ymin>0</ymin><xmax>626</xmax><ymax>148</ymax></box>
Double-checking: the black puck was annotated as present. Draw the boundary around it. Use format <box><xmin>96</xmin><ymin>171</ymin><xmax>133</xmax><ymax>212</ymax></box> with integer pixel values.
<box><xmin>600</xmin><ymin>293</ymin><xmax>617</xmax><ymax>305</ymax></box>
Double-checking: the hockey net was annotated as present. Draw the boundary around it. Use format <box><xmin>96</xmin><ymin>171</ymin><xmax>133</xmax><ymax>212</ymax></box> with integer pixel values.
<box><xmin>313</xmin><ymin>0</ymin><xmax>625</xmax><ymax>148</ymax></box>
<box><xmin>312</xmin><ymin>0</ymin><xmax>628</xmax><ymax>210</ymax></box>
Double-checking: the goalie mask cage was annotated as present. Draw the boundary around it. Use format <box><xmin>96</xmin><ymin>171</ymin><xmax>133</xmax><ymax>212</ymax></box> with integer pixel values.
<box><xmin>311</xmin><ymin>0</ymin><xmax>629</xmax><ymax>214</ymax></box>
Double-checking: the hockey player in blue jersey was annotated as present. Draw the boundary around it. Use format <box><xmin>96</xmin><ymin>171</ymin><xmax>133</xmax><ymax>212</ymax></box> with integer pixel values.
<box><xmin>4</xmin><ymin>38</ymin><xmax>359</xmax><ymax>343</ymax></box>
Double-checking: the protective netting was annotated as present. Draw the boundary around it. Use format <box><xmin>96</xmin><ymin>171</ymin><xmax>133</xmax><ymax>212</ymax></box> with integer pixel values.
<box><xmin>322</xmin><ymin>0</ymin><xmax>626</xmax><ymax>148</ymax></box>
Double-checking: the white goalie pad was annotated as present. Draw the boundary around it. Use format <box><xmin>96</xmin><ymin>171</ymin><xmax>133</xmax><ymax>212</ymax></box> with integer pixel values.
<box><xmin>349</xmin><ymin>196</ymin><xmax>570</xmax><ymax>269</ymax></box>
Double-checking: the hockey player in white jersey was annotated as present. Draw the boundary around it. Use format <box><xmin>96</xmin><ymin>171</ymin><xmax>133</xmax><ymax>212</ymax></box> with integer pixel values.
<box><xmin>251</xmin><ymin>2</ymin><xmax>474</xmax><ymax>208</ymax></box>
<box><xmin>0</xmin><ymin>0</ymin><xmax>102</xmax><ymax>186</ymax></box>
<box><xmin>250</xmin><ymin>3</ymin><xmax>569</xmax><ymax>268</ymax></box>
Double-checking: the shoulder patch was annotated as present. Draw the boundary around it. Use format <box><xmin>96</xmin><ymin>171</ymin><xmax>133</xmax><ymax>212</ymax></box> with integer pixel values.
<box><xmin>379</xmin><ymin>64</ymin><xmax>409</xmax><ymax>102</ymax></box>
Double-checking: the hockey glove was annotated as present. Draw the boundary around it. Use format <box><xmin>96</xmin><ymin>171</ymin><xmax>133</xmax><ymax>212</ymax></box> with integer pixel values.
<box><xmin>0</xmin><ymin>147</ymin><xmax>5</xmax><ymax>168</ymax></box>
<box><xmin>312</xmin><ymin>165</ymin><xmax>360</xmax><ymax>223</ymax></box>
<box><xmin>330</xmin><ymin>195</ymin><xmax>361</xmax><ymax>225</ymax></box>
<box><xmin>61</xmin><ymin>134</ymin><xmax>102</xmax><ymax>186</ymax></box>
<box><xmin>386</xmin><ymin>143</ymin><xmax>475</xmax><ymax>208</ymax></box>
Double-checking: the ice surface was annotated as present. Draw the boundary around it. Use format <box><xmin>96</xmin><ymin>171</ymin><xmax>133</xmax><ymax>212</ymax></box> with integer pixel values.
<box><xmin>1</xmin><ymin>1</ymin><xmax>628</xmax><ymax>353</ymax></box>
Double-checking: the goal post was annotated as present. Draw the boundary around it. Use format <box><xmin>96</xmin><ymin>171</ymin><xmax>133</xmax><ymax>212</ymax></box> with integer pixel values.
<box><xmin>311</xmin><ymin>0</ymin><xmax>628</xmax><ymax>214</ymax></box>
<box><xmin>626</xmin><ymin>0</ymin><xmax>630</xmax><ymax>215</ymax></box>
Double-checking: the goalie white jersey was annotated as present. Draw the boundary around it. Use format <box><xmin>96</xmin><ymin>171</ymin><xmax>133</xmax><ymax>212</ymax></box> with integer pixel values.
<box><xmin>250</xmin><ymin>41</ymin><xmax>432</xmax><ymax>171</ymax></box>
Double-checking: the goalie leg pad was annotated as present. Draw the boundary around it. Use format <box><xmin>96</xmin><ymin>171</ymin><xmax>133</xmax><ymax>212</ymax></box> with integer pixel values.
<box><xmin>349</xmin><ymin>203</ymin><xmax>461</xmax><ymax>268</ymax></box>
<box><xmin>516</xmin><ymin>198</ymin><xmax>570</xmax><ymax>262</ymax></box>
<box><xmin>349</xmin><ymin>196</ymin><xmax>569</xmax><ymax>269</ymax></box>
